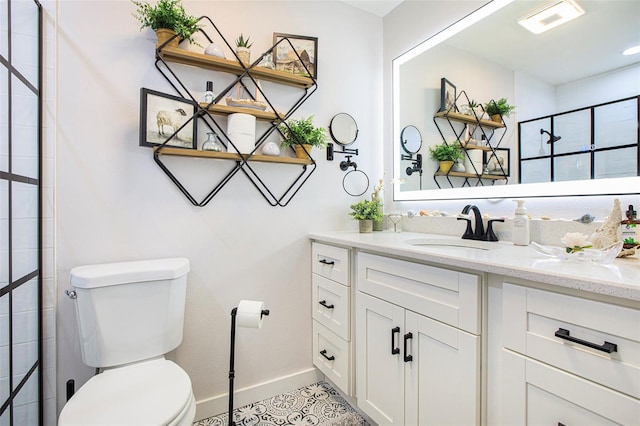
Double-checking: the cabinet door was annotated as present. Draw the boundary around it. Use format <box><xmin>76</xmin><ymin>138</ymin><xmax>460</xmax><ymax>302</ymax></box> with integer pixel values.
<box><xmin>356</xmin><ymin>292</ymin><xmax>405</xmax><ymax>426</ymax></box>
<box><xmin>405</xmin><ymin>310</ymin><xmax>480</xmax><ymax>426</ymax></box>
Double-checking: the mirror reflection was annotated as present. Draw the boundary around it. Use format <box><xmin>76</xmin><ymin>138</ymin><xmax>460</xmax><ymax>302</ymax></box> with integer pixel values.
<box><xmin>394</xmin><ymin>0</ymin><xmax>639</xmax><ymax>200</ymax></box>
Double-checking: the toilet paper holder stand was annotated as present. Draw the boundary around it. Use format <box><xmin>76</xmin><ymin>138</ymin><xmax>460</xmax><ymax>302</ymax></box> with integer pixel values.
<box><xmin>228</xmin><ymin>304</ymin><xmax>270</xmax><ymax>426</ymax></box>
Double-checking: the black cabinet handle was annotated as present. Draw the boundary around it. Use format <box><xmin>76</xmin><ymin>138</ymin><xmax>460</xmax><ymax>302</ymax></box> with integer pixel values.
<box><xmin>554</xmin><ymin>328</ymin><xmax>617</xmax><ymax>353</ymax></box>
<box><xmin>320</xmin><ymin>349</ymin><xmax>335</xmax><ymax>361</ymax></box>
<box><xmin>319</xmin><ymin>300</ymin><xmax>334</xmax><ymax>309</ymax></box>
<box><xmin>404</xmin><ymin>332</ymin><xmax>413</xmax><ymax>362</ymax></box>
<box><xmin>558</xmin><ymin>423</ymin><xmax>566</xmax><ymax>426</ymax></box>
<box><xmin>391</xmin><ymin>326</ymin><xmax>400</xmax><ymax>355</ymax></box>
<box><xmin>319</xmin><ymin>259</ymin><xmax>335</xmax><ymax>266</ymax></box>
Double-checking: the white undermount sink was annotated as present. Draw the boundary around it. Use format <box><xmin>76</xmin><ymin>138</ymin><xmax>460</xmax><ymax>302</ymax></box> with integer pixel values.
<box><xmin>404</xmin><ymin>238</ymin><xmax>500</xmax><ymax>251</ymax></box>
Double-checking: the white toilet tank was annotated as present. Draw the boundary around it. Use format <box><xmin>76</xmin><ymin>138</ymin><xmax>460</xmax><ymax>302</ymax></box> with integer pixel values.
<box><xmin>69</xmin><ymin>258</ymin><xmax>190</xmax><ymax>368</ymax></box>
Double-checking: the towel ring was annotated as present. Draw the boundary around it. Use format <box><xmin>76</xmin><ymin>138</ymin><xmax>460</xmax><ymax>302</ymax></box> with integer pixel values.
<box><xmin>342</xmin><ymin>169</ymin><xmax>370</xmax><ymax>197</ymax></box>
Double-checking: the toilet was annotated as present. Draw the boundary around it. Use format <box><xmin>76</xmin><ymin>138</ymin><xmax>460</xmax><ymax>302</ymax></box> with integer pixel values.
<box><xmin>58</xmin><ymin>257</ymin><xmax>196</xmax><ymax>426</ymax></box>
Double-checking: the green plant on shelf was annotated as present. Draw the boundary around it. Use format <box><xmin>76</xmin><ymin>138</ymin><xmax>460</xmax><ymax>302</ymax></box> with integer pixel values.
<box><xmin>428</xmin><ymin>142</ymin><xmax>464</xmax><ymax>162</ymax></box>
<box><xmin>131</xmin><ymin>0</ymin><xmax>200</xmax><ymax>44</ymax></box>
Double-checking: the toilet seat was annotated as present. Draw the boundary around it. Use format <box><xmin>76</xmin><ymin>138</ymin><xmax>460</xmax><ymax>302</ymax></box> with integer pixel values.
<box><xmin>58</xmin><ymin>359</ymin><xmax>195</xmax><ymax>426</ymax></box>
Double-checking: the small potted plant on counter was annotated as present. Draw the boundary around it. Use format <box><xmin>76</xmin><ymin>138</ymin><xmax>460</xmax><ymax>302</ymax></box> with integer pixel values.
<box><xmin>132</xmin><ymin>0</ymin><xmax>200</xmax><ymax>48</ymax></box>
<box><xmin>484</xmin><ymin>98</ymin><xmax>515</xmax><ymax>122</ymax></box>
<box><xmin>429</xmin><ymin>142</ymin><xmax>463</xmax><ymax>173</ymax></box>
<box><xmin>278</xmin><ymin>116</ymin><xmax>328</xmax><ymax>159</ymax></box>
<box><xmin>349</xmin><ymin>199</ymin><xmax>384</xmax><ymax>233</ymax></box>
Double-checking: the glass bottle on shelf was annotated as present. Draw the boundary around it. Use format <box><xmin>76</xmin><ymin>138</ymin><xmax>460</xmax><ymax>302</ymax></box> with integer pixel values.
<box><xmin>203</xmin><ymin>81</ymin><xmax>215</xmax><ymax>104</ymax></box>
<box><xmin>260</xmin><ymin>53</ymin><xmax>275</xmax><ymax>69</ymax></box>
<box><xmin>202</xmin><ymin>132</ymin><xmax>223</xmax><ymax>152</ymax></box>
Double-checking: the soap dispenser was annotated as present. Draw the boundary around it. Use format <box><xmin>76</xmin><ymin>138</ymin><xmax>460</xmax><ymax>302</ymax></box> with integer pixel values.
<box><xmin>512</xmin><ymin>199</ymin><xmax>530</xmax><ymax>246</ymax></box>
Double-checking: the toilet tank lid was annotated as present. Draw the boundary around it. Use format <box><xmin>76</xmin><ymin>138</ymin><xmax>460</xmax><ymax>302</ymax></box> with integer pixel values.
<box><xmin>70</xmin><ymin>258</ymin><xmax>190</xmax><ymax>289</ymax></box>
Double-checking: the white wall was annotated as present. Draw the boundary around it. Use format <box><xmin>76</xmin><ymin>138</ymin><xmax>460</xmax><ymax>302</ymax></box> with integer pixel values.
<box><xmin>54</xmin><ymin>0</ymin><xmax>382</xmax><ymax>421</ymax></box>
<box><xmin>383</xmin><ymin>0</ymin><xmax>639</xmax><ymax>220</ymax></box>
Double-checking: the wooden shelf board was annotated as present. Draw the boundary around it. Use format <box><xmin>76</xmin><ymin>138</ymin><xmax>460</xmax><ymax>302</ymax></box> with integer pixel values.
<box><xmin>155</xmin><ymin>146</ymin><xmax>313</xmax><ymax>165</ymax></box>
<box><xmin>434</xmin><ymin>110</ymin><xmax>505</xmax><ymax>129</ymax></box>
<box><xmin>158</xmin><ymin>47</ymin><xmax>314</xmax><ymax>89</ymax></box>
<box><xmin>435</xmin><ymin>171</ymin><xmax>507</xmax><ymax>180</ymax></box>
<box><xmin>199</xmin><ymin>103</ymin><xmax>284</xmax><ymax>121</ymax></box>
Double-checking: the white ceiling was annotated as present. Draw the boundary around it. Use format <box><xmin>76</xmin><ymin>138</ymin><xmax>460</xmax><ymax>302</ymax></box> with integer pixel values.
<box><xmin>342</xmin><ymin>0</ymin><xmax>404</xmax><ymax>17</ymax></box>
<box><xmin>445</xmin><ymin>0</ymin><xmax>640</xmax><ymax>86</ymax></box>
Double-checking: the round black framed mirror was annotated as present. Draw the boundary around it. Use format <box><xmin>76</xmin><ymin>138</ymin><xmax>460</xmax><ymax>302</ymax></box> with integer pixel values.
<box><xmin>329</xmin><ymin>113</ymin><xmax>358</xmax><ymax>146</ymax></box>
<box><xmin>401</xmin><ymin>125</ymin><xmax>422</xmax><ymax>154</ymax></box>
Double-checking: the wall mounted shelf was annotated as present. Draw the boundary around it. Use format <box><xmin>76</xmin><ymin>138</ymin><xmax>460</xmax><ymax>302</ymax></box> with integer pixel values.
<box><xmin>158</xmin><ymin>46</ymin><xmax>314</xmax><ymax>89</ymax></box>
<box><xmin>433</xmin><ymin>91</ymin><xmax>509</xmax><ymax>189</ymax></box>
<box><xmin>155</xmin><ymin>146</ymin><xmax>313</xmax><ymax>165</ymax></box>
<box><xmin>148</xmin><ymin>17</ymin><xmax>318</xmax><ymax>207</ymax></box>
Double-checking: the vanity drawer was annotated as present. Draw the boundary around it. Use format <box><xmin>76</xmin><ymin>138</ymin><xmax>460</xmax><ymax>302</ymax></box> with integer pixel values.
<box><xmin>357</xmin><ymin>252</ymin><xmax>481</xmax><ymax>334</ymax></box>
<box><xmin>502</xmin><ymin>350</ymin><xmax>640</xmax><ymax>425</ymax></box>
<box><xmin>312</xmin><ymin>243</ymin><xmax>350</xmax><ymax>286</ymax></box>
<box><xmin>312</xmin><ymin>274</ymin><xmax>350</xmax><ymax>340</ymax></box>
<box><xmin>503</xmin><ymin>283</ymin><xmax>640</xmax><ymax>398</ymax></box>
<box><xmin>312</xmin><ymin>320</ymin><xmax>351</xmax><ymax>394</ymax></box>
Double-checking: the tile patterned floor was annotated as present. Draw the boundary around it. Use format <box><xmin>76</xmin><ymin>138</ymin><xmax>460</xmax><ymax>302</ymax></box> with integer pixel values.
<box><xmin>193</xmin><ymin>381</ymin><xmax>369</xmax><ymax>426</ymax></box>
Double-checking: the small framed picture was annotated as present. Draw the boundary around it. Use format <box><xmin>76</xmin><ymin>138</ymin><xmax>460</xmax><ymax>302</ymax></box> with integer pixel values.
<box><xmin>139</xmin><ymin>88</ymin><xmax>197</xmax><ymax>149</ymax></box>
<box><xmin>484</xmin><ymin>147</ymin><xmax>510</xmax><ymax>176</ymax></box>
<box><xmin>439</xmin><ymin>77</ymin><xmax>457</xmax><ymax>112</ymax></box>
<box><xmin>273</xmin><ymin>33</ymin><xmax>318</xmax><ymax>79</ymax></box>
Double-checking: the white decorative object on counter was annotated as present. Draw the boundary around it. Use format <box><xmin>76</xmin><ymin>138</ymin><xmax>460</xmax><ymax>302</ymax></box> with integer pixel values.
<box><xmin>531</xmin><ymin>241</ymin><xmax>622</xmax><ymax>264</ymax></box>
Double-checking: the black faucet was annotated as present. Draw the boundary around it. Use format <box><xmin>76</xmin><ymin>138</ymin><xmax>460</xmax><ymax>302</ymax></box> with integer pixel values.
<box><xmin>457</xmin><ymin>205</ymin><xmax>504</xmax><ymax>241</ymax></box>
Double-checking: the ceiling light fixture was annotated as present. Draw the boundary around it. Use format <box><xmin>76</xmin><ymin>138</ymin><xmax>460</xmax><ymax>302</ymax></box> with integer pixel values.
<box><xmin>518</xmin><ymin>0</ymin><xmax>585</xmax><ymax>34</ymax></box>
<box><xmin>623</xmin><ymin>45</ymin><xmax>640</xmax><ymax>56</ymax></box>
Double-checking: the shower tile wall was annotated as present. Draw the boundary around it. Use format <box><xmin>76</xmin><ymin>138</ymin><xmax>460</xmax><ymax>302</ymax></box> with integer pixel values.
<box><xmin>1</xmin><ymin>0</ymin><xmax>56</xmax><ymax>425</ymax></box>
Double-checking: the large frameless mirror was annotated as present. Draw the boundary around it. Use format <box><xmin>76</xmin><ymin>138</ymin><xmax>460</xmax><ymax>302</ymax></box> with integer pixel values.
<box><xmin>393</xmin><ymin>0</ymin><xmax>640</xmax><ymax>201</ymax></box>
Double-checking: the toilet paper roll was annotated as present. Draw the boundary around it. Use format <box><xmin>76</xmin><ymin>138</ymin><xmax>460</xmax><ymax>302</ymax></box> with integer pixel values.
<box><xmin>236</xmin><ymin>300</ymin><xmax>267</xmax><ymax>329</ymax></box>
<box><xmin>464</xmin><ymin>149</ymin><xmax>483</xmax><ymax>174</ymax></box>
<box><xmin>227</xmin><ymin>113</ymin><xmax>256</xmax><ymax>154</ymax></box>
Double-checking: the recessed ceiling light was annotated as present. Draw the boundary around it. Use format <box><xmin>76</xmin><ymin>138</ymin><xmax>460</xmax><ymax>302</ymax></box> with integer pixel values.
<box><xmin>623</xmin><ymin>45</ymin><xmax>640</xmax><ymax>56</ymax></box>
<box><xmin>518</xmin><ymin>0</ymin><xmax>585</xmax><ymax>34</ymax></box>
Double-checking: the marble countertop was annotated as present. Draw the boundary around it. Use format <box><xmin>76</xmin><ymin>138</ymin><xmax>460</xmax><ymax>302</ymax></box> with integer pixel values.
<box><xmin>310</xmin><ymin>230</ymin><xmax>640</xmax><ymax>302</ymax></box>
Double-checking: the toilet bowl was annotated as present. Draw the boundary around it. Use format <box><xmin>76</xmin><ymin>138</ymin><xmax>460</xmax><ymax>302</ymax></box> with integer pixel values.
<box><xmin>59</xmin><ymin>359</ymin><xmax>195</xmax><ymax>426</ymax></box>
<box><xmin>58</xmin><ymin>258</ymin><xmax>195</xmax><ymax>426</ymax></box>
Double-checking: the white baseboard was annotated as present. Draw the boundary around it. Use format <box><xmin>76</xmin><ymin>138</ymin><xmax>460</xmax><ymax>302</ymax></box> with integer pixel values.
<box><xmin>194</xmin><ymin>368</ymin><xmax>324</xmax><ymax>422</ymax></box>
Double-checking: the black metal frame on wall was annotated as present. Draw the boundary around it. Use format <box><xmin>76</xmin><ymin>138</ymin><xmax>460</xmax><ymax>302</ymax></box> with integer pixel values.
<box><xmin>0</xmin><ymin>0</ymin><xmax>44</xmax><ymax>425</ymax></box>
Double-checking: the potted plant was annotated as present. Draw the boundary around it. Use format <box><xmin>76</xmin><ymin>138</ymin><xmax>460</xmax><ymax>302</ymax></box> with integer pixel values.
<box><xmin>278</xmin><ymin>116</ymin><xmax>328</xmax><ymax>159</ymax></box>
<box><xmin>349</xmin><ymin>199</ymin><xmax>384</xmax><ymax>233</ymax></box>
<box><xmin>462</xmin><ymin>99</ymin><xmax>481</xmax><ymax>117</ymax></box>
<box><xmin>235</xmin><ymin>34</ymin><xmax>253</xmax><ymax>66</ymax></box>
<box><xmin>132</xmin><ymin>0</ymin><xmax>200</xmax><ymax>48</ymax></box>
<box><xmin>484</xmin><ymin>98</ymin><xmax>516</xmax><ymax>122</ymax></box>
<box><xmin>429</xmin><ymin>142</ymin><xmax>463</xmax><ymax>173</ymax></box>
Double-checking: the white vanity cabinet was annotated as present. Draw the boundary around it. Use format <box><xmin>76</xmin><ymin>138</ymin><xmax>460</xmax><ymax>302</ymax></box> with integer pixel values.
<box><xmin>355</xmin><ymin>252</ymin><xmax>481</xmax><ymax>426</ymax></box>
<box><xmin>500</xmin><ymin>282</ymin><xmax>640</xmax><ymax>425</ymax></box>
<box><xmin>311</xmin><ymin>242</ymin><xmax>352</xmax><ymax>394</ymax></box>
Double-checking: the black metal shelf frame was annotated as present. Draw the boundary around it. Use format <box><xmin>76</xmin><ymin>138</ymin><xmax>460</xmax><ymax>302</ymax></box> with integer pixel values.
<box><xmin>151</xmin><ymin>16</ymin><xmax>318</xmax><ymax>207</ymax></box>
<box><xmin>433</xmin><ymin>90</ymin><xmax>509</xmax><ymax>188</ymax></box>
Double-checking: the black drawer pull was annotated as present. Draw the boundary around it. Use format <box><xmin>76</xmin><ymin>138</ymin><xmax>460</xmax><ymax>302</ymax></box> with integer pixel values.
<box><xmin>558</xmin><ymin>423</ymin><xmax>566</xmax><ymax>426</ymax></box>
<box><xmin>320</xmin><ymin>349</ymin><xmax>335</xmax><ymax>361</ymax></box>
<box><xmin>319</xmin><ymin>259</ymin><xmax>335</xmax><ymax>266</ymax></box>
<box><xmin>391</xmin><ymin>326</ymin><xmax>400</xmax><ymax>355</ymax></box>
<box><xmin>554</xmin><ymin>328</ymin><xmax>617</xmax><ymax>353</ymax></box>
<box><xmin>319</xmin><ymin>300</ymin><xmax>335</xmax><ymax>309</ymax></box>
<box><xmin>404</xmin><ymin>332</ymin><xmax>413</xmax><ymax>362</ymax></box>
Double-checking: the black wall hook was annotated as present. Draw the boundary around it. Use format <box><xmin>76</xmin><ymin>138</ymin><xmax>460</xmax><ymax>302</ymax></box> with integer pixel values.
<box><xmin>340</xmin><ymin>155</ymin><xmax>358</xmax><ymax>171</ymax></box>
